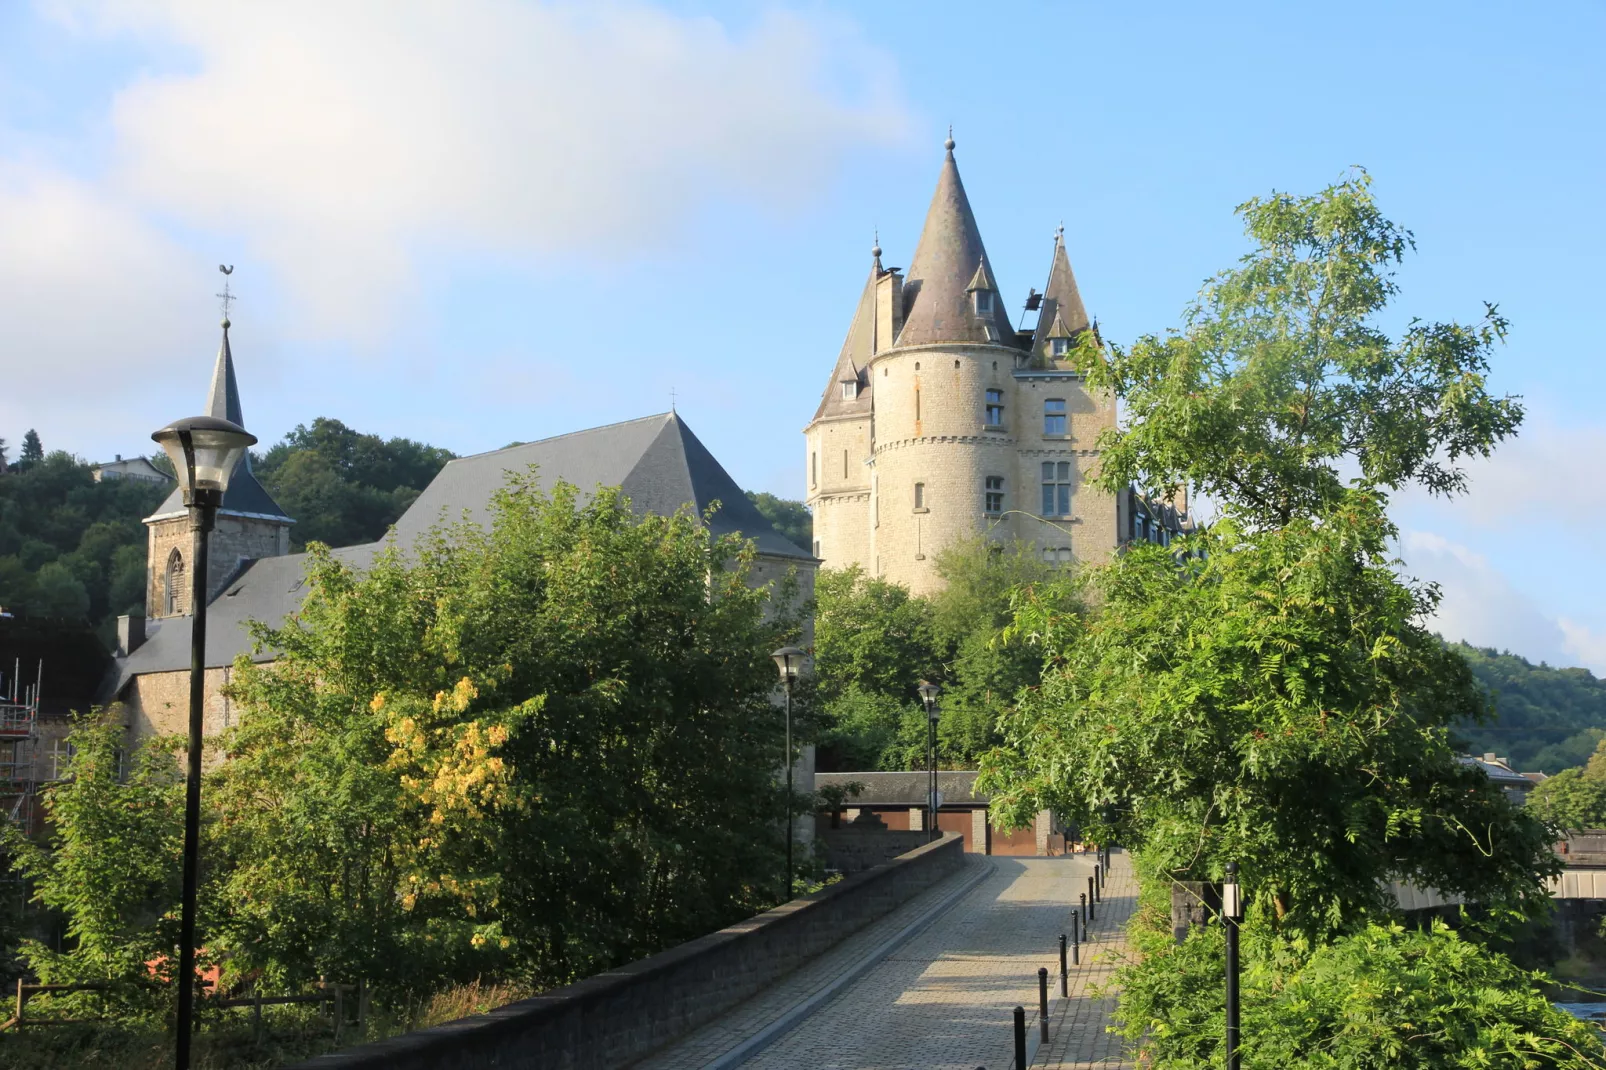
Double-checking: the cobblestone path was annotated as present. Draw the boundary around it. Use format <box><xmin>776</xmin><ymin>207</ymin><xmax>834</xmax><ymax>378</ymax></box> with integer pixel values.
<box><xmin>638</xmin><ymin>851</ymin><xmax>1137</xmax><ymax>1070</ymax></box>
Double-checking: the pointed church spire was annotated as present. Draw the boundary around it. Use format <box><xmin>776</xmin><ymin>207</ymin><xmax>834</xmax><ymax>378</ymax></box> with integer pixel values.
<box><xmin>895</xmin><ymin>133</ymin><xmax>1014</xmax><ymax>347</ymax></box>
<box><xmin>205</xmin><ymin>318</ymin><xmax>246</xmax><ymax>427</ymax></box>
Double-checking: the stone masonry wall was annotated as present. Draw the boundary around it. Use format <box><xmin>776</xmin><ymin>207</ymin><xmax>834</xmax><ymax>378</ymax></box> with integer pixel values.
<box><xmin>146</xmin><ymin>513</ymin><xmax>291</xmax><ymax>620</ymax></box>
<box><xmin>285</xmin><ymin>833</ymin><xmax>965</xmax><ymax>1070</ymax></box>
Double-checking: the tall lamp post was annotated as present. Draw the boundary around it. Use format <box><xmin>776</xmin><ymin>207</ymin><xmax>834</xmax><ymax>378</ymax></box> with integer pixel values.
<box><xmin>1222</xmin><ymin>861</ymin><xmax>1242</xmax><ymax>1070</ymax></box>
<box><xmin>917</xmin><ymin>681</ymin><xmax>940</xmax><ymax>840</ymax></box>
<box><xmin>771</xmin><ymin>647</ymin><xmax>804</xmax><ymax>903</ymax></box>
<box><xmin>152</xmin><ymin>415</ymin><xmax>256</xmax><ymax>1070</ymax></box>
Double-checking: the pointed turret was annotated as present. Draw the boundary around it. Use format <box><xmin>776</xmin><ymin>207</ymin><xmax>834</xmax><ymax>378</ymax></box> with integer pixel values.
<box><xmin>894</xmin><ymin>135</ymin><xmax>1015</xmax><ymax>347</ymax></box>
<box><xmin>1030</xmin><ymin>227</ymin><xmax>1091</xmax><ymax>361</ymax></box>
<box><xmin>810</xmin><ymin>245</ymin><xmax>882</xmax><ymax>423</ymax></box>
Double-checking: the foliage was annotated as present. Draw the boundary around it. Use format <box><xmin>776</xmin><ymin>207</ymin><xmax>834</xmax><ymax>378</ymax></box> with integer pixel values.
<box><xmin>19</xmin><ymin>430</ymin><xmax>43</xmax><ymax>467</ymax></box>
<box><xmin>810</xmin><ymin>543</ymin><xmax>1066</xmax><ymax>771</ymax></box>
<box><xmin>1074</xmin><ymin>169</ymin><xmax>1521</xmax><ymax>527</ymax></box>
<box><xmin>0</xmin><ymin>717</ymin><xmax>183</xmax><ymax>1020</ymax></box>
<box><xmin>1118</xmin><ymin>912</ymin><xmax>1606</xmax><ymax>1069</ymax></box>
<box><xmin>210</xmin><ymin>473</ymin><xmax>799</xmax><ymax>997</ymax></box>
<box><xmin>1454</xmin><ymin>642</ymin><xmax>1606</xmax><ymax>773</ymax></box>
<box><xmin>1529</xmin><ymin>736</ymin><xmax>1606</xmax><ymax>831</ymax></box>
<box><xmin>745</xmin><ymin>491</ymin><xmax>812</xmax><ymax>552</ymax></box>
<box><xmin>0</xmin><ymin>450</ymin><xmax>168</xmax><ymax>626</ymax></box>
<box><xmin>987</xmin><ymin>501</ymin><xmax>1556</xmax><ymax>939</ymax></box>
<box><xmin>254</xmin><ymin>417</ymin><xmax>455</xmax><ymax>550</ymax></box>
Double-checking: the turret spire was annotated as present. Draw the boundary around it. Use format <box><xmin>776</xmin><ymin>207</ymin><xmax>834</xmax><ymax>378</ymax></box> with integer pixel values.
<box><xmin>894</xmin><ymin>133</ymin><xmax>1014</xmax><ymax>347</ymax></box>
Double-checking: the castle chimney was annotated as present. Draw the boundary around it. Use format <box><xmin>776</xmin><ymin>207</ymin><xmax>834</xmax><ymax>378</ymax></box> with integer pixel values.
<box><xmin>116</xmin><ymin>614</ymin><xmax>146</xmax><ymax>658</ymax></box>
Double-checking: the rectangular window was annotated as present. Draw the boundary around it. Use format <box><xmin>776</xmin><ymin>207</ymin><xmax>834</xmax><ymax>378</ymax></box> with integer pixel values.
<box><xmin>1041</xmin><ymin>461</ymin><xmax>1072</xmax><ymax>516</ymax></box>
<box><xmin>914</xmin><ymin>482</ymin><xmax>925</xmax><ymax>509</ymax></box>
<box><xmin>48</xmin><ymin>739</ymin><xmax>75</xmax><ymax>781</ymax></box>
<box><xmin>985</xmin><ymin>476</ymin><xmax>1004</xmax><ymax>515</ymax></box>
<box><xmin>985</xmin><ymin>388</ymin><xmax>1004</xmax><ymax>427</ymax></box>
<box><xmin>1044</xmin><ymin>398</ymin><xmax>1067</xmax><ymax>436</ymax></box>
<box><xmin>975</xmin><ymin>290</ymin><xmax>993</xmax><ymax>314</ymax></box>
<box><xmin>811</xmin><ymin>451</ymin><xmax>817</xmax><ymax>487</ymax></box>
<box><xmin>841</xmin><ymin>380</ymin><xmax>860</xmax><ymax>399</ymax></box>
<box><xmin>1051</xmin><ymin>337</ymin><xmax>1070</xmax><ymax>357</ymax></box>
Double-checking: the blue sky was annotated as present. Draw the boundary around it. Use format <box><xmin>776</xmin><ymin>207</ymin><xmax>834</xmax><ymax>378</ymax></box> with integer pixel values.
<box><xmin>2</xmin><ymin>1</ymin><xmax>1603</xmax><ymax>670</ymax></box>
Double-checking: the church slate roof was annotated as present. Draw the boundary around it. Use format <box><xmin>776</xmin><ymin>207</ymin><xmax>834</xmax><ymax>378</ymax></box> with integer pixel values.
<box><xmin>894</xmin><ymin>140</ymin><xmax>1018</xmax><ymax>348</ymax></box>
<box><xmin>110</xmin><ymin>413</ymin><xmax>810</xmax><ymax>691</ymax></box>
<box><xmin>147</xmin><ymin>322</ymin><xmax>293</xmax><ymax>523</ymax></box>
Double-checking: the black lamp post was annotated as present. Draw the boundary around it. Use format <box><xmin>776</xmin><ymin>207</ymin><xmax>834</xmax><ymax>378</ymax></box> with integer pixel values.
<box><xmin>771</xmin><ymin>646</ymin><xmax>804</xmax><ymax>903</ymax></box>
<box><xmin>1222</xmin><ymin>861</ymin><xmax>1242</xmax><ymax>1070</ymax></box>
<box><xmin>152</xmin><ymin>415</ymin><xmax>256</xmax><ymax>1070</ymax></box>
<box><xmin>917</xmin><ymin>681</ymin><xmax>940</xmax><ymax>840</ymax></box>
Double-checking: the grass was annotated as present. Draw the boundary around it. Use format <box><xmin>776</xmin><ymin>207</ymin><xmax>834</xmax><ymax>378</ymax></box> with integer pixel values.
<box><xmin>0</xmin><ymin>979</ymin><xmax>537</xmax><ymax>1069</ymax></box>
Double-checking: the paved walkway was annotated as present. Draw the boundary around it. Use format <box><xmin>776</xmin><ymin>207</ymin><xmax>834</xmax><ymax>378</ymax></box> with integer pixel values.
<box><xmin>637</xmin><ymin>851</ymin><xmax>1137</xmax><ymax>1070</ymax></box>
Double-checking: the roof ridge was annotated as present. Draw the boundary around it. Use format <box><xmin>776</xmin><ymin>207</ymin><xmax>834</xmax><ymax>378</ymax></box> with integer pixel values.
<box><xmin>449</xmin><ymin>413</ymin><xmax>676</xmax><ymax>464</ymax></box>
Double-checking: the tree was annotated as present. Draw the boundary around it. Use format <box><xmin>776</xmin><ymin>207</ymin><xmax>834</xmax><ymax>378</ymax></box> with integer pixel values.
<box><xmin>1075</xmin><ymin>169</ymin><xmax>1521</xmax><ymax>528</ymax></box>
<box><xmin>210</xmin><ymin>473</ymin><xmax>800</xmax><ymax>996</ymax></box>
<box><xmin>1452</xmin><ymin>643</ymin><xmax>1606</xmax><ymax>773</ymax></box>
<box><xmin>1529</xmin><ymin>736</ymin><xmax>1606</xmax><ymax>831</ymax></box>
<box><xmin>745</xmin><ymin>491</ymin><xmax>812</xmax><ymax>551</ymax></box>
<box><xmin>1</xmin><ymin>717</ymin><xmax>184</xmax><ymax>1021</ymax></box>
<box><xmin>989</xmin><ymin>504</ymin><xmax>1556</xmax><ymax>940</ymax></box>
<box><xmin>19</xmin><ymin>430</ymin><xmax>43</xmax><ymax>467</ymax></box>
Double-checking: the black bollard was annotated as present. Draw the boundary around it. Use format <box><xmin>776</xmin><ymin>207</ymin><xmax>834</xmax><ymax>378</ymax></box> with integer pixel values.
<box><xmin>1088</xmin><ymin>876</ymin><xmax>1096</xmax><ymax>921</ymax></box>
<box><xmin>1059</xmin><ymin>933</ymin><xmax>1068</xmax><ymax>996</ymax></box>
<box><xmin>1094</xmin><ymin>863</ymin><xmax>1102</xmax><ymax>901</ymax></box>
<box><xmin>1014</xmin><ymin>1005</ymin><xmax>1027</xmax><ymax>1070</ymax></box>
<box><xmin>1080</xmin><ymin>891</ymin><xmax>1087</xmax><ymax>928</ymax></box>
<box><xmin>1072</xmin><ymin>918</ymin><xmax>1080</xmax><ymax>965</ymax></box>
<box><xmin>1039</xmin><ymin>967</ymin><xmax>1050</xmax><ymax>1042</ymax></box>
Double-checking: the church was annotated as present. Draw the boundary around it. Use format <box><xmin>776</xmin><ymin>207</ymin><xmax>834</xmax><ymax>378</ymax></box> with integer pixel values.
<box><xmin>805</xmin><ymin>137</ymin><xmax>1190</xmax><ymax>593</ymax></box>
<box><xmin>105</xmin><ymin>322</ymin><xmax>817</xmax><ymax>747</ymax></box>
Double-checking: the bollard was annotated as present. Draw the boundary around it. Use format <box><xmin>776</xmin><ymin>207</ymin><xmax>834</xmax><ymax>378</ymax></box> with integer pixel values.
<box><xmin>1088</xmin><ymin>876</ymin><xmax>1096</xmax><ymax>921</ymax></box>
<box><xmin>1059</xmin><ymin>933</ymin><xmax>1068</xmax><ymax>996</ymax></box>
<box><xmin>1039</xmin><ymin>967</ymin><xmax>1050</xmax><ymax>1042</ymax></box>
<box><xmin>1014</xmin><ymin>1005</ymin><xmax>1028</xmax><ymax>1069</ymax></box>
<box><xmin>1073</xmin><ymin>919</ymin><xmax>1080</xmax><ymax>965</ymax></box>
<box><xmin>1095</xmin><ymin>862</ymin><xmax>1102</xmax><ymax>901</ymax></box>
<box><xmin>1080</xmin><ymin>891</ymin><xmax>1087</xmax><ymax>928</ymax></box>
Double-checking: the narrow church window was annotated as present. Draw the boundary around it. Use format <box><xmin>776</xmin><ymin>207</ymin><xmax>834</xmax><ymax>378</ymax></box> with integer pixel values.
<box><xmin>164</xmin><ymin>548</ymin><xmax>186</xmax><ymax>616</ymax></box>
<box><xmin>812</xmin><ymin>451</ymin><xmax>817</xmax><ymax>487</ymax></box>
<box><xmin>915</xmin><ymin>386</ymin><xmax>921</xmax><ymax>422</ymax></box>
<box><xmin>985</xmin><ymin>389</ymin><xmax>1004</xmax><ymax>427</ymax></box>
<box><xmin>914</xmin><ymin>482</ymin><xmax>925</xmax><ymax>509</ymax></box>
<box><xmin>975</xmin><ymin>290</ymin><xmax>993</xmax><ymax>314</ymax></box>
<box><xmin>843</xmin><ymin>450</ymin><xmax>848</xmax><ymax>479</ymax></box>
<box><xmin>1041</xmin><ymin>462</ymin><xmax>1072</xmax><ymax>516</ymax></box>
<box><xmin>1044</xmin><ymin>399</ymin><xmax>1067</xmax><ymax>436</ymax></box>
<box><xmin>985</xmin><ymin>476</ymin><xmax>1004</xmax><ymax>515</ymax></box>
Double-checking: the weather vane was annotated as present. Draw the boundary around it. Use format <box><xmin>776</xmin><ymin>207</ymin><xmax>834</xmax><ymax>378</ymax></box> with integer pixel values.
<box><xmin>216</xmin><ymin>264</ymin><xmax>235</xmax><ymax>321</ymax></box>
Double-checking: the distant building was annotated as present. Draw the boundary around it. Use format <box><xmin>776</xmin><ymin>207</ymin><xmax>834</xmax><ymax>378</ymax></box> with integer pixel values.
<box><xmin>91</xmin><ymin>455</ymin><xmax>171</xmax><ymax>485</ymax></box>
<box><xmin>1463</xmin><ymin>753</ymin><xmax>1536</xmax><ymax>804</ymax></box>
<box><xmin>804</xmin><ymin>136</ymin><xmax>1191</xmax><ymax>595</ymax></box>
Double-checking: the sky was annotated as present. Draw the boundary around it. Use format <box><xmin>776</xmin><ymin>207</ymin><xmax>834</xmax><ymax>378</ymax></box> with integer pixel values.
<box><xmin>2</xmin><ymin>1</ymin><xmax>1603</xmax><ymax>672</ymax></box>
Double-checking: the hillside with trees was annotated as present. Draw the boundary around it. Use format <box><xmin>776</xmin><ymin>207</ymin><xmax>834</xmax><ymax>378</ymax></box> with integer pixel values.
<box><xmin>1454</xmin><ymin>643</ymin><xmax>1606</xmax><ymax>773</ymax></box>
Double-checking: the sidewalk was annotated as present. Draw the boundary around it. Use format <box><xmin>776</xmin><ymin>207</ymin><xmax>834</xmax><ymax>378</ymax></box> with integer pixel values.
<box><xmin>1035</xmin><ymin>850</ymin><xmax>1136</xmax><ymax>1069</ymax></box>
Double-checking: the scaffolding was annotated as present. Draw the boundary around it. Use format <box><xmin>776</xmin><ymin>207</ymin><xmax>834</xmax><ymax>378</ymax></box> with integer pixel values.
<box><xmin>0</xmin><ymin>660</ymin><xmax>41</xmax><ymax>832</ymax></box>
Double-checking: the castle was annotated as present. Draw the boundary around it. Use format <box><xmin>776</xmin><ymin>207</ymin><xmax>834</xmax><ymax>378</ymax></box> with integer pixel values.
<box><xmin>805</xmin><ymin>137</ymin><xmax>1182</xmax><ymax>593</ymax></box>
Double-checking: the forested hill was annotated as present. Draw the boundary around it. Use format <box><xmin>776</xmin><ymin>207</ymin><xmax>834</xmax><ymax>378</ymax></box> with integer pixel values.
<box><xmin>1455</xmin><ymin>642</ymin><xmax>1606</xmax><ymax>773</ymax></box>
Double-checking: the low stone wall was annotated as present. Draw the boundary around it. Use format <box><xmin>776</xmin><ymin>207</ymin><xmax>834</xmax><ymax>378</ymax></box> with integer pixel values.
<box><xmin>287</xmin><ymin>833</ymin><xmax>965</xmax><ymax>1070</ymax></box>
<box><xmin>822</xmin><ymin>828</ymin><xmax>932</xmax><ymax>874</ymax></box>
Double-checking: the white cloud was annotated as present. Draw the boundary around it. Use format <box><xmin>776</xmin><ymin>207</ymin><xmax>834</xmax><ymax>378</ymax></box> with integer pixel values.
<box><xmin>53</xmin><ymin>0</ymin><xmax>907</xmax><ymax>337</ymax></box>
<box><xmin>1397</xmin><ymin>529</ymin><xmax>1598</xmax><ymax>671</ymax></box>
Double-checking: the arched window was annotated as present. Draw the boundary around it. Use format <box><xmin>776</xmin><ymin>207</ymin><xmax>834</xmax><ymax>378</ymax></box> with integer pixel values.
<box><xmin>164</xmin><ymin>548</ymin><xmax>186</xmax><ymax>616</ymax></box>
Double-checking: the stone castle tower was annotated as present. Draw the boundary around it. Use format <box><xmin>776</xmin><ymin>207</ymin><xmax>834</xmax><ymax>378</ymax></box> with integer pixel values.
<box><xmin>804</xmin><ymin>137</ymin><xmax>1122</xmax><ymax>595</ymax></box>
<box><xmin>143</xmin><ymin>320</ymin><xmax>294</xmax><ymax>618</ymax></box>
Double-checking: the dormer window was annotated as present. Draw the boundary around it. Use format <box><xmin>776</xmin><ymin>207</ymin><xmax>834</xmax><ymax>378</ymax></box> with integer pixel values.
<box><xmin>841</xmin><ymin>380</ymin><xmax>861</xmax><ymax>400</ymax></box>
<box><xmin>974</xmin><ymin>290</ymin><xmax>993</xmax><ymax>314</ymax></box>
<box><xmin>1051</xmin><ymin>337</ymin><xmax>1070</xmax><ymax>357</ymax></box>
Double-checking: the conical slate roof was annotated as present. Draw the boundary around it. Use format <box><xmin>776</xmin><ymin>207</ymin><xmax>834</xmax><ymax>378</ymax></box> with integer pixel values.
<box><xmin>811</xmin><ymin>250</ymin><xmax>879</xmax><ymax>423</ymax></box>
<box><xmin>1031</xmin><ymin>229</ymin><xmax>1091</xmax><ymax>353</ymax></box>
<box><xmin>148</xmin><ymin>321</ymin><xmax>293</xmax><ymax>522</ymax></box>
<box><xmin>894</xmin><ymin>139</ymin><xmax>1016</xmax><ymax>347</ymax></box>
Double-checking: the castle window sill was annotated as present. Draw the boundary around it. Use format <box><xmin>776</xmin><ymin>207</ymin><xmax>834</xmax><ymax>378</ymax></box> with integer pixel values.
<box><xmin>912</xmin><ymin>507</ymin><xmax>930</xmax><ymax>514</ymax></box>
<box><xmin>982</xmin><ymin>425</ymin><xmax>1008</xmax><ymax>433</ymax></box>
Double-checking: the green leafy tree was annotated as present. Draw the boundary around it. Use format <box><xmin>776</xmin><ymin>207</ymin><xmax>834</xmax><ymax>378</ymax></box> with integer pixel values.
<box><xmin>1</xmin><ymin>718</ymin><xmax>183</xmax><ymax>1020</ymax></box>
<box><xmin>1120</xmin><ymin>915</ymin><xmax>1605</xmax><ymax>1069</ymax></box>
<box><xmin>1529</xmin><ymin>736</ymin><xmax>1606</xmax><ymax>831</ymax></box>
<box><xmin>745</xmin><ymin>491</ymin><xmax>812</xmax><ymax>552</ymax></box>
<box><xmin>211</xmin><ymin>474</ymin><xmax>799</xmax><ymax>996</ymax></box>
<box><xmin>1076</xmin><ymin>169</ymin><xmax>1521</xmax><ymax>527</ymax></box>
<box><xmin>19</xmin><ymin>430</ymin><xmax>43</xmax><ymax>467</ymax></box>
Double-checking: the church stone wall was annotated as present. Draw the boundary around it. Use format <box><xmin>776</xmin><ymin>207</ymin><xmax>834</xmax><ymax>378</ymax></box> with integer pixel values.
<box><xmin>123</xmin><ymin>665</ymin><xmax>240</xmax><ymax>747</ymax></box>
<box><xmin>145</xmin><ymin>513</ymin><xmax>292</xmax><ymax>620</ymax></box>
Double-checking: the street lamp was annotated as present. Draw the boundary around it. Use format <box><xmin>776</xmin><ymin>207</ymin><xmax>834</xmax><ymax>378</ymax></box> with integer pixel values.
<box><xmin>152</xmin><ymin>414</ymin><xmax>256</xmax><ymax>1070</ymax></box>
<box><xmin>917</xmin><ymin>681</ymin><xmax>940</xmax><ymax>841</ymax></box>
<box><xmin>771</xmin><ymin>646</ymin><xmax>805</xmax><ymax>903</ymax></box>
<box><xmin>1222</xmin><ymin>861</ymin><xmax>1243</xmax><ymax>1070</ymax></box>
